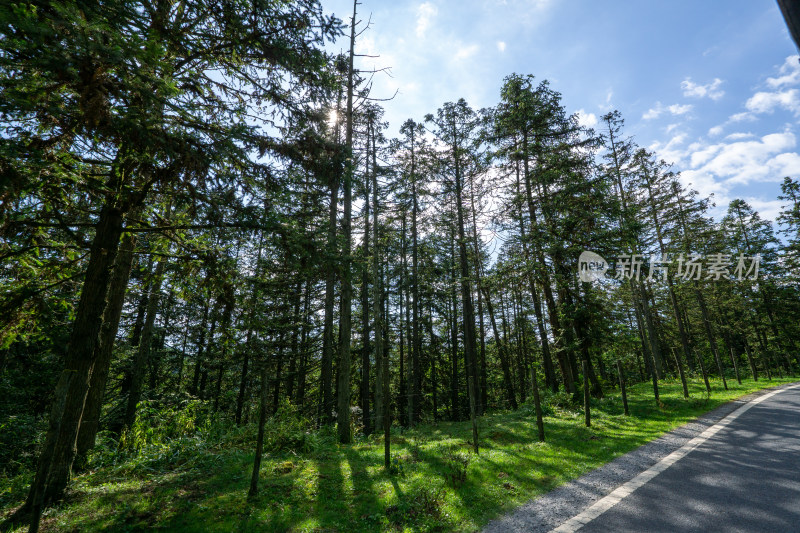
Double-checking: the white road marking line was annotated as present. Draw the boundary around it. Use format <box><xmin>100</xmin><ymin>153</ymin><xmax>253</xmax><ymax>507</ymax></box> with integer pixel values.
<box><xmin>550</xmin><ymin>384</ymin><xmax>800</xmax><ymax>533</ymax></box>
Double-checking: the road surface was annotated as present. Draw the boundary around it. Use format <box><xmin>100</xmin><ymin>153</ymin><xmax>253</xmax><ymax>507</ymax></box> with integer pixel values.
<box><xmin>485</xmin><ymin>383</ymin><xmax>800</xmax><ymax>533</ymax></box>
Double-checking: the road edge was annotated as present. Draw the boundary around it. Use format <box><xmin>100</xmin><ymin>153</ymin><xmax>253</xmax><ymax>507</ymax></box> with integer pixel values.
<box><xmin>482</xmin><ymin>380</ymin><xmax>800</xmax><ymax>533</ymax></box>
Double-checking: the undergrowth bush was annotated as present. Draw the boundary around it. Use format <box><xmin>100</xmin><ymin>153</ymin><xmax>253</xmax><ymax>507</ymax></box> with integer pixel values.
<box><xmin>385</xmin><ymin>483</ymin><xmax>445</xmax><ymax>530</ymax></box>
<box><xmin>533</xmin><ymin>388</ymin><xmax>577</xmax><ymax>417</ymax></box>
<box><xmin>441</xmin><ymin>448</ymin><xmax>469</xmax><ymax>488</ymax></box>
<box><xmin>389</xmin><ymin>454</ymin><xmax>406</xmax><ymax>476</ymax></box>
<box><xmin>84</xmin><ymin>394</ymin><xmax>331</xmax><ymax>477</ymax></box>
<box><xmin>262</xmin><ymin>398</ymin><xmax>317</xmax><ymax>454</ymax></box>
<box><xmin>0</xmin><ymin>472</ymin><xmax>31</xmax><ymax>512</ymax></box>
<box><xmin>119</xmin><ymin>396</ymin><xmax>205</xmax><ymax>453</ymax></box>
<box><xmin>88</xmin><ymin>395</ymin><xmax>214</xmax><ymax>475</ymax></box>
<box><xmin>0</xmin><ymin>414</ymin><xmax>43</xmax><ymax>478</ymax></box>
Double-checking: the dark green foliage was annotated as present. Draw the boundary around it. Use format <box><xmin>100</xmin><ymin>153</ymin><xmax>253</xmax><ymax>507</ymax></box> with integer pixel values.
<box><xmin>388</xmin><ymin>454</ymin><xmax>406</xmax><ymax>477</ymax></box>
<box><xmin>442</xmin><ymin>448</ymin><xmax>470</xmax><ymax>488</ymax></box>
<box><xmin>385</xmin><ymin>484</ymin><xmax>445</xmax><ymax>529</ymax></box>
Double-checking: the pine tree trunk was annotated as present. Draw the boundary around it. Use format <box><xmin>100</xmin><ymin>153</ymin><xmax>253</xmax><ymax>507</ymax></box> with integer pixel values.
<box><xmin>410</xmin><ymin>129</ymin><xmax>422</xmax><ymax>425</ymax></box>
<box><xmin>360</xmin><ymin>124</ymin><xmax>372</xmax><ymax>434</ymax></box>
<box><xmin>617</xmin><ymin>360</ymin><xmax>630</xmax><ymax>416</ymax></box>
<box><xmin>694</xmin><ymin>347</ymin><xmax>712</xmax><ymax>393</ymax></box>
<box><xmin>177</xmin><ymin>320</ymin><xmax>189</xmax><ymax>386</ymax></box>
<box><xmin>695</xmin><ymin>287</ymin><xmax>727</xmax><ymax>390</ymax></box>
<box><xmin>520</xmin><ymin>132</ymin><xmax>568</xmax><ymax>394</ymax></box>
<box><xmin>453</xmin><ymin>149</ymin><xmax>480</xmax><ymax>453</ymax></box>
<box><xmin>320</xmin><ymin>84</ymin><xmax>342</xmax><ymax>426</ymax></box>
<box><xmin>481</xmin><ymin>286</ymin><xmax>517</xmax><ymax>409</ymax></box>
<box><xmin>427</xmin><ymin>300</ymin><xmax>439</xmax><ymax>420</ymax></box>
<box><xmin>124</xmin><ymin>257</ymin><xmax>166</xmax><ymax>429</ymax></box>
<box><xmin>287</xmin><ymin>281</ymin><xmax>302</xmax><ymax>405</ymax></box>
<box><xmin>129</xmin><ymin>254</ymin><xmax>152</xmax><ymax>348</ymax></box>
<box><xmin>236</xmin><ymin>330</ymin><xmax>252</xmax><ymax>425</ymax></box>
<box><xmin>336</xmin><ymin>0</ymin><xmax>358</xmax><ymax>444</ymax></box>
<box><xmin>468</xmin><ymin>177</ymin><xmax>486</xmax><ymax>415</ymax></box>
<box><xmin>398</xmin><ymin>210</ymin><xmax>416</xmax><ymax>426</ymax></box>
<box><xmin>190</xmin><ymin>299</ymin><xmax>210</xmax><ymax>396</ymax></box>
<box><xmin>729</xmin><ymin>347</ymin><xmax>742</xmax><ymax>385</ymax></box>
<box><xmin>295</xmin><ymin>284</ymin><xmax>311</xmax><ymax>405</ymax></box>
<box><xmin>370</xmin><ymin>156</ymin><xmax>387</xmax><ymax>463</ymax></box>
<box><xmin>249</xmin><ymin>364</ymin><xmax>270</xmax><ymax>498</ymax></box>
<box><xmin>583</xmin><ymin>360</ymin><xmax>591</xmax><ymax>427</ymax></box>
<box><xmin>372</xmin><ymin>134</ymin><xmax>384</xmax><ymax>435</ymax></box>
<box><xmin>213</xmin><ymin>284</ymin><xmax>235</xmax><ymax>413</ymax></box>
<box><xmin>672</xmin><ymin>348</ymin><xmax>689</xmax><ymax>398</ymax></box>
<box><xmin>26</xmin><ymin>203</ymin><xmax>126</xmax><ymax>530</ymax></box>
<box><xmin>151</xmin><ymin>289</ymin><xmax>173</xmax><ymax>391</ymax></box>
<box><xmin>744</xmin><ymin>340</ymin><xmax>758</xmax><ymax>381</ymax></box>
<box><xmin>641</xmin><ymin>169</ymin><xmax>696</xmax><ymax>381</ymax></box>
<box><xmin>449</xmin><ymin>229</ymin><xmax>459</xmax><ymax>421</ymax></box>
<box><xmin>75</xmin><ymin>215</ymin><xmax>139</xmax><ymax>464</ymax></box>
<box><xmin>511</xmin><ymin>290</ymin><xmax>527</xmax><ymax>403</ymax></box>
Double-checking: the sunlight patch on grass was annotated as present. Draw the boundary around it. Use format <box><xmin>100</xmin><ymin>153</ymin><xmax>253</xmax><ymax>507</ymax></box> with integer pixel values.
<box><xmin>2</xmin><ymin>377</ymin><xmax>795</xmax><ymax>532</ymax></box>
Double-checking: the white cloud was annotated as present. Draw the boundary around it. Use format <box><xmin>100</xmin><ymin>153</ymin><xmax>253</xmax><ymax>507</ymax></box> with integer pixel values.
<box><xmin>678</xmin><ymin>168</ymin><xmax>728</xmax><ymax>202</ymax></box>
<box><xmin>703</xmin><ymin>133</ymin><xmax>795</xmax><ymax>184</ymax></box>
<box><xmin>724</xmin><ymin>132</ymin><xmax>754</xmax><ymax>141</ymax></box>
<box><xmin>643</xmin><ymin>107</ymin><xmax>661</xmax><ymax>120</ymax></box>
<box><xmin>597</xmin><ymin>89</ymin><xmax>614</xmax><ymax>112</ymax></box>
<box><xmin>400</xmin><ymin>81</ymin><xmax>420</xmax><ymax>94</ymax></box>
<box><xmin>668</xmin><ymin>103</ymin><xmax>693</xmax><ymax>115</ymax></box>
<box><xmin>653</xmin><ymin>129</ymin><xmax>800</xmax><ymax>212</ymax></box>
<box><xmin>650</xmin><ymin>58</ymin><xmax>800</xmax><ymax>222</ymax></box>
<box><xmin>454</xmin><ymin>44</ymin><xmax>479</xmax><ymax>60</ymax></box>
<box><xmin>675</xmin><ymin>131</ymin><xmax>800</xmax><ymax>195</ymax></box>
<box><xmin>643</xmin><ymin>102</ymin><xmax>693</xmax><ymax>120</ymax></box>
<box><xmin>745</xmin><ymin>89</ymin><xmax>800</xmax><ymax>115</ymax></box>
<box><xmin>729</xmin><ymin>111</ymin><xmax>756</xmax><ymax>122</ymax></box>
<box><xmin>744</xmin><ymin>198</ymin><xmax>785</xmax><ymax>223</ymax></box>
<box><xmin>416</xmin><ymin>2</ymin><xmax>437</xmax><ymax>38</ymax></box>
<box><xmin>649</xmin><ymin>133</ymin><xmax>688</xmax><ymax>165</ymax></box>
<box><xmin>766</xmin><ymin>55</ymin><xmax>800</xmax><ymax>88</ymax></box>
<box><xmin>497</xmin><ymin>41</ymin><xmax>506</xmax><ymax>52</ymax></box>
<box><xmin>681</xmin><ymin>77</ymin><xmax>725</xmax><ymax>100</ymax></box>
<box><xmin>689</xmin><ymin>144</ymin><xmax>723</xmax><ymax>168</ymax></box>
<box><xmin>575</xmin><ymin>109</ymin><xmax>597</xmax><ymax>128</ymax></box>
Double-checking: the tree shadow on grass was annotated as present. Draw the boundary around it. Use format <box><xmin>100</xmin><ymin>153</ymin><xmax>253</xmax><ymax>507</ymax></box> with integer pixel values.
<box><xmin>45</xmin><ymin>451</ymin><xmax>317</xmax><ymax>533</ymax></box>
<box><xmin>309</xmin><ymin>450</ymin><xmax>352</xmax><ymax>531</ymax></box>
<box><xmin>342</xmin><ymin>447</ymin><xmax>383</xmax><ymax>522</ymax></box>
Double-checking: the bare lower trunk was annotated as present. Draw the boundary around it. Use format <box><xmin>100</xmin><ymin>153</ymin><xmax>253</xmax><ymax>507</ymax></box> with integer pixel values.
<box><xmin>249</xmin><ymin>364</ymin><xmax>270</xmax><ymax>497</ymax></box>
<box><xmin>124</xmin><ymin>258</ymin><xmax>166</xmax><ymax>429</ymax></box>
<box><xmin>481</xmin><ymin>286</ymin><xmax>517</xmax><ymax>409</ymax></box>
<box><xmin>26</xmin><ymin>204</ymin><xmax>125</xmax><ymax>532</ymax></box>
<box><xmin>75</xmin><ymin>216</ymin><xmax>139</xmax><ymax>463</ymax></box>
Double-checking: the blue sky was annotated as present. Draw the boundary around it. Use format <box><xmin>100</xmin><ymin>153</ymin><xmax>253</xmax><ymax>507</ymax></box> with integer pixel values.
<box><xmin>323</xmin><ymin>0</ymin><xmax>800</xmax><ymax>224</ymax></box>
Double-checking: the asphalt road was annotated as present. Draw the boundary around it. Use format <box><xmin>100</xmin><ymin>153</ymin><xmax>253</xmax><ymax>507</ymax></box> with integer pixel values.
<box><xmin>575</xmin><ymin>384</ymin><xmax>800</xmax><ymax>532</ymax></box>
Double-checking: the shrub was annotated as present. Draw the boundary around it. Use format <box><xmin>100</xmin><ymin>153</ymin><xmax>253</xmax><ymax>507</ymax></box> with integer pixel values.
<box><xmin>409</xmin><ymin>437</ymin><xmax>422</xmax><ymax>462</ymax></box>
<box><xmin>119</xmin><ymin>396</ymin><xmax>204</xmax><ymax>453</ymax></box>
<box><xmin>386</xmin><ymin>485</ymin><xmax>444</xmax><ymax>529</ymax></box>
<box><xmin>535</xmin><ymin>388</ymin><xmax>577</xmax><ymax>416</ymax></box>
<box><xmin>388</xmin><ymin>454</ymin><xmax>405</xmax><ymax>477</ymax></box>
<box><xmin>262</xmin><ymin>398</ymin><xmax>315</xmax><ymax>453</ymax></box>
<box><xmin>442</xmin><ymin>449</ymin><xmax>469</xmax><ymax>488</ymax></box>
<box><xmin>0</xmin><ymin>414</ymin><xmax>43</xmax><ymax>477</ymax></box>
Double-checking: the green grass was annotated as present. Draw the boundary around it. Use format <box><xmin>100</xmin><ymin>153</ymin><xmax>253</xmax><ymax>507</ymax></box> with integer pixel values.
<box><xmin>2</xmin><ymin>377</ymin><xmax>796</xmax><ymax>532</ymax></box>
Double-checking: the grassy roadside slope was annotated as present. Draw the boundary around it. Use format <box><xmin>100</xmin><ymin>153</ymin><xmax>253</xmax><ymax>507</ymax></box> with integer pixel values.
<box><xmin>2</xmin><ymin>377</ymin><xmax>796</xmax><ymax>532</ymax></box>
